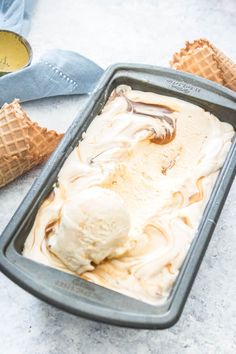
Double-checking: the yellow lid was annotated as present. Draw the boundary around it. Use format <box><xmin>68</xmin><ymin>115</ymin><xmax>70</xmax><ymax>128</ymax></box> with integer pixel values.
<box><xmin>0</xmin><ymin>30</ymin><xmax>32</xmax><ymax>75</ymax></box>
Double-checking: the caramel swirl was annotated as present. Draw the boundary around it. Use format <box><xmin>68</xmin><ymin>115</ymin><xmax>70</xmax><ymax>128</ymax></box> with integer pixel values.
<box><xmin>116</xmin><ymin>87</ymin><xmax>176</xmax><ymax>145</ymax></box>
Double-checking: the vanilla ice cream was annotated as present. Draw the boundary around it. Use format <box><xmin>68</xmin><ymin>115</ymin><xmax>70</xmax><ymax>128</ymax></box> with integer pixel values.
<box><xmin>23</xmin><ymin>85</ymin><xmax>234</xmax><ymax>305</ymax></box>
<box><xmin>47</xmin><ymin>186</ymin><xmax>131</xmax><ymax>274</ymax></box>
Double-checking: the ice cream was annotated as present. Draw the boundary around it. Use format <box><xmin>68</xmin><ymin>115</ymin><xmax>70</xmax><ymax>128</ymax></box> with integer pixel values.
<box><xmin>46</xmin><ymin>186</ymin><xmax>131</xmax><ymax>274</ymax></box>
<box><xmin>23</xmin><ymin>85</ymin><xmax>234</xmax><ymax>305</ymax></box>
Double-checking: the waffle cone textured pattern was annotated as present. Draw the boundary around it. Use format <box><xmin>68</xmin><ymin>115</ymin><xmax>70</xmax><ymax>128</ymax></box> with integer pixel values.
<box><xmin>170</xmin><ymin>39</ymin><xmax>236</xmax><ymax>91</ymax></box>
<box><xmin>0</xmin><ymin>100</ymin><xmax>63</xmax><ymax>188</ymax></box>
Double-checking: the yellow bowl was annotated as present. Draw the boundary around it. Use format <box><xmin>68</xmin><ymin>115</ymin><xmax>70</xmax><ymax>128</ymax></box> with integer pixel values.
<box><xmin>0</xmin><ymin>30</ymin><xmax>32</xmax><ymax>76</ymax></box>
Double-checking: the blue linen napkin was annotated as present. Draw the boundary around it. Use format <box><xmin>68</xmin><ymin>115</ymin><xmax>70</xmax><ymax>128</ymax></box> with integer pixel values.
<box><xmin>0</xmin><ymin>49</ymin><xmax>104</xmax><ymax>106</ymax></box>
<box><xmin>0</xmin><ymin>0</ymin><xmax>104</xmax><ymax>105</ymax></box>
<box><xmin>0</xmin><ymin>0</ymin><xmax>35</xmax><ymax>36</ymax></box>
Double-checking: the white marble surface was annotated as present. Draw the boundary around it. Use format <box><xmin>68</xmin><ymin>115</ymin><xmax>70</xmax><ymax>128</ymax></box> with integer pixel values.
<box><xmin>0</xmin><ymin>0</ymin><xmax>236</xmax><ymax>353</ymax></box>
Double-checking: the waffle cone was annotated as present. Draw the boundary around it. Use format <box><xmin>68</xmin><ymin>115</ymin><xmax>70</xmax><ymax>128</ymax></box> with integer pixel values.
<box><xmin>0</xmin><ymin>100</ymin><xmax>63</xmax><ymax>188</ymax></box>
<box><xmin>170</xmin><ymin>39</ymin><xmax>236</xmax><ymax>91</ymax></box>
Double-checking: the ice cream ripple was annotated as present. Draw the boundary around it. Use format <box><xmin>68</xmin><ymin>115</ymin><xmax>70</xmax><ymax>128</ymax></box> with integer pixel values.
<box><xmin>23</xmin><ymin>85</ymin><xmax>234</xmax><ymax>305</ymax></box>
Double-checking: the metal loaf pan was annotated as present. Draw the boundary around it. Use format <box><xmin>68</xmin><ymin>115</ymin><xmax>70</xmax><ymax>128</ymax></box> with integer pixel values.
<box><xmin>0</xmin><ymin>65</ymin><xmax>235</xmax><ymax>329</ymax></box>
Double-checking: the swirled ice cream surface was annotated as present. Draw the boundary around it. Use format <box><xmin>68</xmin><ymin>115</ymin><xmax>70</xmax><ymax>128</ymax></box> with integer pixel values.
<box><xmin>23</xmin><ymin>85</ymin><xmax>234</xmax><ymax>305</ymax></box>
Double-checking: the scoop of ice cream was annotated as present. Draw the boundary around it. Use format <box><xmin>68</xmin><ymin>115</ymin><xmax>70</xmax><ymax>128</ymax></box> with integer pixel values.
<box><xmin>47</xmin><ymin>186</ymin><xmax>131</xmax><ymax>274</ymax></box>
